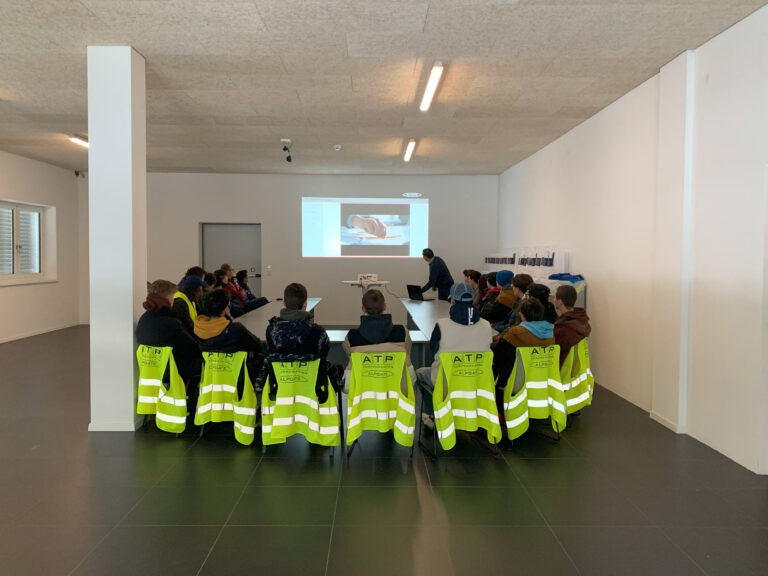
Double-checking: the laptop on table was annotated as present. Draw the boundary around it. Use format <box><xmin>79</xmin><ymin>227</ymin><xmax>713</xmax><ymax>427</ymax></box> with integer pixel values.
<box><xmin>407</xmin><ymin>284</ymin><xmax>434</xmax><ymax>301</ymax></box>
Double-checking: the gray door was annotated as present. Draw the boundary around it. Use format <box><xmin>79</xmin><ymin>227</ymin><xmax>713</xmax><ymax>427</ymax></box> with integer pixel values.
<box><xmin>201</xmin><ymin>223</ymin><xmax>262</xmax><ymax>296</ymax></box>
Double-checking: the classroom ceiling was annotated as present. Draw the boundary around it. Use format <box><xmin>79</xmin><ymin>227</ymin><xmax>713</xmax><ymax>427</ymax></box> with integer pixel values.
<box><xmin>0</xmin><ymin>1</ymin><xmax>764</xmax><ymax>175</ymax></box>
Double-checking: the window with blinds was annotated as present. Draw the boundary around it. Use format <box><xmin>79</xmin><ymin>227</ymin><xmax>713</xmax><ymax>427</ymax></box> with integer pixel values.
<box><xmin>0</xmin><ymin>201</ymin><xmax>44</xmax><ymax>278</ymax></box>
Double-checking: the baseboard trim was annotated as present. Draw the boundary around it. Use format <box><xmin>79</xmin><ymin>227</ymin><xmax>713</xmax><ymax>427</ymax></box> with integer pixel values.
<box><xmin>650</xmin><ymin>411</ymin><xmax>680</xmax><ymax>433</ymax></box>
<box><xmin>0</xmin><ymin>322</ymin><xmax>84</xmax><ymax>344</ymax></box>
<box><xmin>88</xmin><ymin>421</ymin><xmax>137</xmax><ymax>432</ymax></box>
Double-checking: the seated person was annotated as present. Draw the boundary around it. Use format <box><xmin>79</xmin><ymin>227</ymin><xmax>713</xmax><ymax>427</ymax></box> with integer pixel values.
<box><xmin>136</xmin><ymin>279</ymin><xmax>202</xmax><ymax>388</ymax></box>
<box><xmin>265</xmin><ymin>283</ymin><xmax>340</xmax><ymax>401</ymax></box>
<box><xmin>489</xmin><ymin>273</ymin><xmax>533</xmax><ymax>333</ymax></box>
<box><xmin>462</xmin><ymin>269</ymin><xmax>483</xmax><ymax>306</ymax></box>
<box><xmin>479</xmin><ymin>272</ymin><xmax>500</xmax><ymax>314</ymax></box>
<box><xmin>492</xmin><ymin>298</ymin><xmax>556</xmax><ymax>389</ymax></box>
<box><xmin>342</xmin><ymin>289</ymin><xmax>414</xmax><ymax>392</ymax></box>
<box><xmin>194</xmin><ymin>289</ymin><xmax>264</xmax><ymax>382</ymax></box>
<box><xmin>236</xmin><ymin>270</ymin><xmax>269</xmax><ymax>311</ymax></box>
<box><xmin>481</xmin><ymin>269</ymin><xmax>516</xmax><ymax>324</ymax></box>
<box><xmin>415</xmin><ymin>281</ymin><xmax>493</xmax><ymax>427</ymax></box>
<box><xmin>553</xmin><ymin>284</ymin><xmax>591</xmax><ymax>366</ymax></box>
<box><xmin>526</xmin><ymin>283</ymin><xmax>558</xmax><ymax>324</ymax></box>
<box><xmin>177</xmin><ymin>266</ymin><xmax>205</xmax><ymax>290</ymax></box>
<box><xmin>172</xmin><ymin>275</ymin><xmax>204</xmax><ymax>336</ymax></box>
<box><xmin>203</xmin><ymin>272</ymin><xmax>216</xmax><ymax>292</ymax></box>
<box><xmin>213</xmin><ymin>269</ymin><xmax>227</xmax><ymax>289</ymax></box>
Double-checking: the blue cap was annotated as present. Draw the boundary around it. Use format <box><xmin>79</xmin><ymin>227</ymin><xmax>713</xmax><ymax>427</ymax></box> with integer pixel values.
<box><xmin>496</xmin><ymin>270</ymin><xmax>514</xmax><ymax>288</ymax></box>
<box><xmin>450</xmin><ymin>281</ymin><xmax>474</xmax><ymax>303</ymax></box>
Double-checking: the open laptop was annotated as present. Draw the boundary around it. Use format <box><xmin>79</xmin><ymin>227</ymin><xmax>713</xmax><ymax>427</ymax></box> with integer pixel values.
<box><xmin>407</xmin><ymin>284</ymin><xmax>434</xmax><ymax>301</ymax></box>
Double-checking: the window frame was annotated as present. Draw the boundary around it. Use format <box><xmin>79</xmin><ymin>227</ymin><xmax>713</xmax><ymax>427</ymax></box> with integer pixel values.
<box><xmin>0</xmin><ymin>200</ymin><xmax>56</xmax><ymax>287</ymax></box>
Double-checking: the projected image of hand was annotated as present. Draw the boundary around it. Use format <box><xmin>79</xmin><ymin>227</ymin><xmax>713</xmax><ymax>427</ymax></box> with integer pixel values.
<box><xmin>349</xmin><ymin>215</ymin><xmax>387</xmax><ymax>238</ymax></box>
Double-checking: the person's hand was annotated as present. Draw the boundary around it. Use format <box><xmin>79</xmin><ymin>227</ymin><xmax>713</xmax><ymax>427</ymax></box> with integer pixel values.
<box><xmin>350</xmin><ymin>215</ymin><xmax>387</xmax><ymax>238</ymax></box>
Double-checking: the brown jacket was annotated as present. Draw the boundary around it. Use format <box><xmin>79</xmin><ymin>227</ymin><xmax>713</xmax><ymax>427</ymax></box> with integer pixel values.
<box><xmin>554</xmin><ymin>307</ymin><xmax>591</xmax><ymax>366</ymax></box>
<box><xmin>501</xmin><ymin>324</ymin><xmax>555</xmax><ymax>348</ymax></box>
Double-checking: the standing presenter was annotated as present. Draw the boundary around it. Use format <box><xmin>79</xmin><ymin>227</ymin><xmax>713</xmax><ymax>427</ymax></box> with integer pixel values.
<box><xmin>421</xmin><ymin>248</ymin><xmax>454</xmax><ymax>301</ymax></box>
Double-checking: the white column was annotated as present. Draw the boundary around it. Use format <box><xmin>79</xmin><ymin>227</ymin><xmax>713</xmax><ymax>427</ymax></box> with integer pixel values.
<box><xmin>87</xmin><ymin>46</ymin><xmax>147</xmax><ymax>431</ymax></box>
<box><xmin>650</xmin><ymin>50</ymin><xmax>695</xmax><ymax>433</ymax></box>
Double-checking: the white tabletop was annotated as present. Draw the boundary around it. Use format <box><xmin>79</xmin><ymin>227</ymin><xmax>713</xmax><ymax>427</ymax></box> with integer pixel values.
<box><xmin>399</xmin><ymin>297</ymin><xmax>452</xmax><ymax>336</ymax></box>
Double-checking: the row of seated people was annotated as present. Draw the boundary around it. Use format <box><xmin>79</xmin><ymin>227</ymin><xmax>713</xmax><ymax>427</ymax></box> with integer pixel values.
<box><xmin>136</xmin><ymin>279</ymin><xmax>342</xmax><ymax>419</ymax></box>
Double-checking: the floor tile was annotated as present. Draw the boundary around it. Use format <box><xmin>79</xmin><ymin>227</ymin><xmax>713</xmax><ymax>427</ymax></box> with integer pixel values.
<box><xmin>199</xmin><ymin>526</ymin><xmax>330</xmax><ymax>576</ymax></box>
<box><xmin>335</xmin><ymin>485</ymin><xmax>436</xmax><ymax>526</ymax></box>
<box><xmin>713</xmin><ymin>488</ymin><xmax>768</xmax><ymax>526</ymax></box>
<box><xmin>431</xmin><ymin>485</ymin><xmax>545</xmax><ymax>526</ymax></box>
<box><xmin>70</xmin><ymin>526</ymin><xmax>220</xmax><ymax>576</ymax></box>
<box><xmin>0</xmin><ymin>524</ymin><xmax>111</xmax><ymax>576</ymax></box>
<box><xmin>342</xmin><ymin>455</ymin><xmax>426</xmax><ymax>487</ymax></box>
<box><xmin>424</xmin><ymin>456</ymin><xmax>518</xmax><ymax>487</ymax></box>
<box><xmin>664</xmin><ymin>526</ymin><xmax>768</xmax><ymax>576</ymax></box>
<box><xmin>527</xmin><ymin>483</ymin><xmax>650</xmax><ymax>526</ymax></box>
<box><xmin>158</xmin><ymin>455</ymin><xmax>260</xmax><ymax>487</ymax></box>
<box><xmin>555</xmin><ymin>526</ymin><xmax>705</xmax><ymax>576</ymax></box>
<box><xmin>251</xmin><ymin>455</ymin><xmax>341</xmax><ymax>487</ymax></box>
<box><xmin>228</xmin><ymin>486</ymin><xmax>338</xmax><ymax>525</ymax></box>
<box><xmin>505</xmin><ymin>457</ymin><xmax>609</xmax><ymax>488</ymax></box>
<box><xmin>120</xmin><ymin>485</ymin><xmax>243</xmax><ymax>525</ymax></box>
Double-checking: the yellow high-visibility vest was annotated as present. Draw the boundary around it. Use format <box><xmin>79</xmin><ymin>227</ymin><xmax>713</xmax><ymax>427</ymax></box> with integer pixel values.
<box><xmin>347</xmin><ymin>351</ymin><xmax>415</xmax><ymax>447</ymax></box>
<box><xmin>136</xmin><ymin>345</ymin><xmax>171</xmax><ymax>415</ymax></box>
<box><xmin>432</xmin><ymin>351</ymin><xmax>501</xmax><ymax>450</ymax></box>
<box><xmin>174</xmin><ymin>291</ymin><xmax>198</xmax><ymax>322</ymax></box>
<box><xmin>560</xmin><ymin>339</ymin><xmax>595</xmax><ymax>414</ymax></box>
<box><xmin>262</xmin><ymin>359</ymin><xmax>340</xmax><ymax>447</ymax></box>
<box><xmin>155</xmin><ymin>353</ymin><xmax>188</xmax><ymax>434</ymax></box>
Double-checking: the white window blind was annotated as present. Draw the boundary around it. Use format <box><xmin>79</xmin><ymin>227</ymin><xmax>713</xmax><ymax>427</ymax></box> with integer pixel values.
<box><xmin>0</xmin><ymin>207</ymin><xmax>13</xmax><ymax>275</ymax></box>
<box><xmin>18</xmin><ymin>209</ymin><xmax>40</xmax><ymax>274</ymax></box>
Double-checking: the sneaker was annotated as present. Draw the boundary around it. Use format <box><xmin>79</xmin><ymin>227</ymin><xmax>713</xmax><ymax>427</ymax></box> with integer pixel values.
<box><xmin>421</xmin><ymin>413</ymin><xmax>435</xmax><ymax>430</ymax></box>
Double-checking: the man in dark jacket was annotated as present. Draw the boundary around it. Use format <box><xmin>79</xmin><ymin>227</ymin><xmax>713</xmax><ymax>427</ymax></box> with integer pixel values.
<box><xmin>553</xmin><ymin>284</ymin><xmax>591</xmax><ymax>366</ymax></box>
<box><xmin>265</xmin><ymin>283</ymin><xmax>339</xmax><ymax>401</ymax></box>
<box><xmin>421</xmin><ymin>248</ymin><xmax>454</xmax><ymax>301</ymax></box>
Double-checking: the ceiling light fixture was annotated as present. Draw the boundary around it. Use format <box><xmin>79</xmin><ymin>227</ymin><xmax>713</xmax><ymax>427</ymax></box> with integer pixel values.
<box><xmin>403</xmin><ymin>138</ymin><xmax>416</xmax><ymax>162</ymax></box>
<box><xmin>419</xmin><ymin>60</ymin><xmax>444</xmax><ymax>112</ymax></box>
<box><xmin>69</xmin><ymin>135</ymin><xmax>89</xmax><ymax>148</ymax></box>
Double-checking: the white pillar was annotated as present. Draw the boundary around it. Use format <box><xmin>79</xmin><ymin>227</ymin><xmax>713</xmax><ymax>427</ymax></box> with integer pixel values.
<box><xmin>650</xmin><ymin>51</ymin><xmax>695</xmax><ymax>433</ymax></box>
<box><xmin>87</xmin><ymin>46</ymin><xmax>147</xmax><ymax>431</ymax></box>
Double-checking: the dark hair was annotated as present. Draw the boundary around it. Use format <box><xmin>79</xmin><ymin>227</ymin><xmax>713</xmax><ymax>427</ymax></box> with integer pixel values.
<box><xmin>520</xmin><ymin>298</ymin><xmax>544</xmax><ymax>322</ymax></box>
<box><xmin>526</xmin><ymin>283</ymin><xmax>551</xmax><ymax>306</ymax></box>
<box><xmin>486</xmin><ymin>272</ymin><xmax>497</xmax><ymax>288</ymax></box>
<box><xmin>236</xmin><ymin>270</ymin><xmax>248</xmax><ymax>283</ymax></box>
<box><xmin>512</xmin><ymin>273</ymin><xmax>534</xmax><ymax>293</ymax></box>
<box><xmin>284</xmin><ymin>282</ymin><xmax>307</xmax><ymax>310</ymax></box>
<box><xmin>556</xmin><ymin>284</ymin><xmax>578</xmax><ymax>308</ymax></box>
<box><xmin>422</xmin><ymin>248</ymin><xmax>434</xmax><ymax>259</ymax></box>
<box><xmin>362</xmin><ymin>289</ymin><xmax>385</xmax><ymax>315</ymax></box>
<box><xmin>186</xmin><ymin>266</ymin><xmax>205</xmax><ymax>278</ymax></box>
<box><xmin>463</xmin><ymin>269</ymin><xmax>481</xmax><ymax>283</ymax></box>
<box><xmin>203</xmin><ymin>272</ymin><xmax>216</xmax><ymax>287</ymax></box>
<box><xmin>202</xmin><ymin>289</ymin><xmax>230</xmax><ymax>317</ymax></box>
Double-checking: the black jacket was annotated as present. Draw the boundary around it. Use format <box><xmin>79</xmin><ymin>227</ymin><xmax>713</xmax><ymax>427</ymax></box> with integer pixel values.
<box><xmin>136</xmin><ymin>307</ymin><xmax>201</xmax><ymax>381</ymax></box>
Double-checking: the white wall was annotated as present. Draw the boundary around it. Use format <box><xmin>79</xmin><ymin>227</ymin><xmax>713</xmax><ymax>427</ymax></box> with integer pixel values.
<box><xmin>498</xmin><ymin>6</ymin><xmax>768</xmax><ymax>473</ymax></box>
<box><xmin>147</xmin><ymin>173</ymin><xmax>498</xmax><ymax>326</ymax></box>
<box><xmin>498</xmin><ymin>78</ymin><xmax>660</xmax><ymax>411</ymax></box>
<box><xmin>0</xmin><ymin>151</ymin><xmax>83</xmax><ymax>343</ymax></box>
<box><xmin>686</xmin><ymin>8</ymin><xmax>768</xmax><ymax>472</ymax></box>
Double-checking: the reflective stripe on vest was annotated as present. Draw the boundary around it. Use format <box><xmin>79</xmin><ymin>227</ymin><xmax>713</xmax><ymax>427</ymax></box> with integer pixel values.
<box><xmin>174</xmin><ymin>291</ymin><xmax>197</xmax><ymax>322</ymax></box>
<box><xmin>560</xmin><ymin>339</ymin><xmax>595</xmax><ymax>414</ymax></box>
<box><xmin>346</xmin><ymin>352</ymin><xmax>416</xmax><ymax>447</ymax></box>
<box><xmin>155</xmin><ymin>353</ymin><xmax>188</xmax><ymax>434</ymax></box>
<box><xmin>262</xmin><ymin>360</ymin><xmax>340</xmax><ymax>447</ymax></box>
<box><xmin>136</xmin><ymin>345</ymin><xmax>172</xmax><ymax>415</ymax></box>
<box><xmin>432</xmin><ymin>352</ymin><xmax>501</xmax><ymax>450</ymax></box>
<box><xmin>504</xmin><ymin>346</ymin><xmax>567</xmax><ymax>438</ymax></box>
<box><xmin>194</xmin><ymin>351</ymin><xmax>257</xmax><ymax>445</ymax></box>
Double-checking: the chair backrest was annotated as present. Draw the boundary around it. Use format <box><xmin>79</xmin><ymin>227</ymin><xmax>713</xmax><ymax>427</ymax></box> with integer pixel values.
<box><xmin>262</xmin><ymin>359</ymin><xmax>340</xmax><ymax>447</ymax></box>
<box><xmin>194</xmin><ymin>351</ymin><xmax>257</xmax><ymax>445</ymax></box>
<box><xmin>136</xmin><ymin>345</ymin><xmax>172</xmax><ymax>415</ymax></box>
<box><xmin>433</xmin><ymin>351</ymin><xmax>501</xmax><ymax>450</ymax></box>
<box><xmin>347</xmin><ymin>351</ymin><xmax>415</xmax><ymax>447</ymax></box>
<box><xmin>559</xmin><ymin>338</ymin><xmax>595</xmax><ymax>414</ymax></box>
<box><xmin>503</xmin><ymin>345</ymin><xmax>566</xmax><ymax>440</ymax></box>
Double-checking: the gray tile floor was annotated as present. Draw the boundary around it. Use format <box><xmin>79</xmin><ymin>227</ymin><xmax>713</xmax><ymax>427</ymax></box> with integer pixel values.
<box><xmin>1</xmin><ymin>326</ymin><xmax>767</xmax><ymax>575</ymax></box>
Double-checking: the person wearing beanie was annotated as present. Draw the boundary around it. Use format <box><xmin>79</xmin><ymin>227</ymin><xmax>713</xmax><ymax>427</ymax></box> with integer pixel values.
<box><xmin>481</xmin><ymin>269</ymin><xmax>515</xmax><ymax>324</ymax></box>
<box><xmin>421</xmin><ymin>248</ymin><xmax>455</xmax><ymax>301</ymax></box>
<box><xmin>135</xmin><ymin>279</ymin><xmax>202</xmax><ymax>383</ymax></box>
<box><xmin>415</xmin><ymin>281</ymin><xmax>493</xmax><ymax>426</ymax></box>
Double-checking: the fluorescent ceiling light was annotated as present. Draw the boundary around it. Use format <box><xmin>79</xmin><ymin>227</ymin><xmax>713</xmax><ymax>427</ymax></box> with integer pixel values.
<box><xmin>419</xmin><ymin>60</ymin><xmax>444</xmax><ymax>112</ymax></box>
<box><xmin>403</xmin><ymin>138</ymin><xmax>416</xmax><ymax>162</ymax></box>
<box><xmin>69</xmin><ymin>135</ymin><xmax>89</xmax><ymax>148</ymax></box>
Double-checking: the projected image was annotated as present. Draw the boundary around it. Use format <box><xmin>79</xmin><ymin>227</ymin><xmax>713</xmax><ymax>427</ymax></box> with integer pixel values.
<box><xmin>303</xmin><ymin>197</ymin><xmax>428</xmax><ymax>257</ymax></box>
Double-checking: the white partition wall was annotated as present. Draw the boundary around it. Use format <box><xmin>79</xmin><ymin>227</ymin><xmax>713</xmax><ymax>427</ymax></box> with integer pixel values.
<box><xmin>88</xmin><ymin>46</ymin><xmax>147</xmax><ymax>432</ymax></box>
